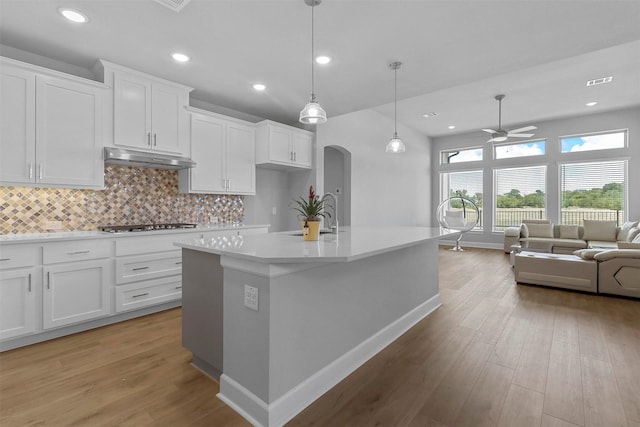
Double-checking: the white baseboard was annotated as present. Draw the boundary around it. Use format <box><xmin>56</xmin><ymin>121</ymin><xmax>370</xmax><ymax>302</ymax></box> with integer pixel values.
<box><xmin>218</xmin><ymin>294</ymin><xmax>442</xmax><ymax>427</ymax></box>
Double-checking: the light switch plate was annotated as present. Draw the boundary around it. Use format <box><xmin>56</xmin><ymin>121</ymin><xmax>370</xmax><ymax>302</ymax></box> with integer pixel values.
<box><xmin>244</xmin><ymin>285</ymin><xmax>258</xmax><ymax>311</ymax></box>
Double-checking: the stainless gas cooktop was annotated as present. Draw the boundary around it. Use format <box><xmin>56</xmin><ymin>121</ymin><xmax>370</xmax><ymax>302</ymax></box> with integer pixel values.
<box><xmin>98</xmin><ymin>223</ymin><xmax>197</xmax><ymax>233</ymax></box>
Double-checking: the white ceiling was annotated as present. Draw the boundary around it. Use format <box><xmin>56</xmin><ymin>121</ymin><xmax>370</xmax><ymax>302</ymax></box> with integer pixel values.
<box><xmin>1</xmin><ymin>0</ymin><xmax>639</xmax><ymax>137</ymax></box>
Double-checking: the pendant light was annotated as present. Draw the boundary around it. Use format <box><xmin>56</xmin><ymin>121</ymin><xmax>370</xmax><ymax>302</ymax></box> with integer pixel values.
<box><xmin>299</xmin><ymin>0</ymin><xmax>327</xmax><ymax>125</ymax></box>
<box><xmin>386</xmin><ymin>61</ymin><xmax>406</xmax><ymax>153</ymax></box>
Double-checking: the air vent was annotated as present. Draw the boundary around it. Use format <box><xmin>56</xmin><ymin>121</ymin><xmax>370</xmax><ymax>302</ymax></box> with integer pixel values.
<box><xmin>586</xmin><ymin>76</ymin><xmax>613</xmax><ymax>87</ymax></box>
<box><xmin>153</xmin><ymin>0</ymin><xmax>191</xmax><ymax>12</ymax></box>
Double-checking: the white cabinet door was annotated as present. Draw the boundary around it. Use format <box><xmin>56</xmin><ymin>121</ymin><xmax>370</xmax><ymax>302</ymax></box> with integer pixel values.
<box><xmin>268</xmin><ymin>125</ymin><xmax>293</xmax><ymax>163</ymax></box>
<box><xmin>189</xmin><ymin>114</ymin><xmax>226</xmax><ymax>192</ymax></box>
<box><xmin>226</xmin><ymin>121</ymin><xmax>255</xmax><ymax>194</ymax></box>
<box><xmin>151</xmin><ymin>83</ymin><xmax>185</xmax><ymax>154</ymax></box>
<box><xmin>113</xmin><ymin>71</ymin><xmax>152</xmax><ymax>150</ymax></box>
<box><xmin>0</xmin><ymin>267</ymin><xmax>38</xmax><ymax>340</ymax></box>
<box><xmin>35</xmin><ymin>75</ymin><xmax>104</xmax><ymax>188</ymax></box>
<box><xmin>0</xmin><ymin>65</ymin><xmax>35</xmax><ymax>184</ymax></box>
<box><xmin>292</xmin><ymin>130</ymin><xmax>313</xmax><ymax>168</ymax></box>
<box><xmin>43</xmin><ymin>259</ymin><xmax>110</xmax><ymax>329</ymax></box>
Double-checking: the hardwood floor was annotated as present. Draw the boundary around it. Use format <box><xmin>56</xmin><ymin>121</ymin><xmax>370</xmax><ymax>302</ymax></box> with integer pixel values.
<box><xmin>1</xmin><ymin>248</ymin><xmax>639</xmax><ymax>426</ymax></box>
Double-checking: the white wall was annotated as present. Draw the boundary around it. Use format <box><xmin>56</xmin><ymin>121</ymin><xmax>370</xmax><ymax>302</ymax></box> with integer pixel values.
<box><xmin>316</xmin><ymin>109</ymin><xmax>431</xmax><ymax>226</ymax></box>
<box><xmin>431</xmin><ymin>106</ymin><xmax>640</xmax><ymax>247</ymax></box>
<box><xmin>243</xmin><ymin>168</ymin><xmax>294</xmax><ymax>232</ymax></box>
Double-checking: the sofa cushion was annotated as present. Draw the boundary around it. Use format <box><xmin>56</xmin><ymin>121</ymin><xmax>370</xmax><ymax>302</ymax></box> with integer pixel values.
<box><xmin>588</xmin><ymin>240</ymin><xmax>618</xmax><ymax>249</ymax></box>
<box><xmin>526</xmin><ymin>223</ymin><xmax>554</xmax><ymax>238</ymax></box>
<box><xmin>548</xmin><ymin>238</ymin><xmax>587</xmax><ymax>249</ymax></box>
<box><xmin>573</xmin><ymin>249</ymin><xmax>603</xmax><ymax>260</ymax></box>
<box><xmin>593</xmin><ymin>249</ymin><xmax>640</xmax><ymax>261</ymax></box>
<box><xmin>521</xmin><ymin>223</ymin><xmax>529</xmax><ymax>238</ymax></box>
<box><xmin>583</xmin><ymin>220</ymin><xmax>617</xmax><ymax>242</ymax></box>
<box><xmin>559</xmin><ymin>225</ymin><xmax>579</xmax><ymax>239</ymax></box>
<box><xmin>618</xmin><ymin>241</ymin><xmax>640</xmax><ymax>249</ymax></box>
<box><xmin>617</xmin><ymin>221</ymin><xmax>639</xmax><ymax>241</ymax></box>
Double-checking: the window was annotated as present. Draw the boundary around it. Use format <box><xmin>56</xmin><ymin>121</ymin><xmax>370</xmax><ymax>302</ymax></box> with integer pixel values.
<box><xmin>494</xmin><ymin>140</ymin><xmax>545</xmax><ymax>160</ymax></box>
<box><xmin>494</xmin><ymin>165</ymin><xmax>546</xmax><ymax>230</ymax></box>
<box><xmin>440</xmin><ymin>147</ymin><xmax>483</xmax><ymax>164</ymax></box>
<box><xmin>560</xmin><ymin>130</ymin><xmax>626</xmax><ymax>153</ymax></box>
<box><xmin>440</xmin><ymin>170</ymin><xmax>483</xmax><ymax>229</ymax></box>
<box><xmin>560</xmin><ymin>160</ymin><xmax>627</xmax><ymax>225</ymax></box>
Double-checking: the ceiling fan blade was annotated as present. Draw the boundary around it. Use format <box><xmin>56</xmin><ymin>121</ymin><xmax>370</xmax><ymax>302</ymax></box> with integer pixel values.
<box><xmin>487</xmin><ymin>137</ymin><xmax>496</xmax><ymax>143</ymax></box>
<box><xmin>482</xmin><ymin>128</ymin><xmax>497</xmax><ymax>134</ymax></box>
<box><xmin>507</xmin><ymin>133</ymin><xmax>535</xmax><ymax>138</ymax></box>
<box><xmin>508</xmin><ymin>125</ymin><xmax>537</xmax><ymax>134</ymax></box>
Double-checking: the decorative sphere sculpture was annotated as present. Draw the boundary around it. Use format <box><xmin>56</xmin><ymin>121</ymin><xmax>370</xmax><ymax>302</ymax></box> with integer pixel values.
<box><xmin>436</xmin><ymin>192</ymin><xmax>479</xmax><ymax>251</ymax></box>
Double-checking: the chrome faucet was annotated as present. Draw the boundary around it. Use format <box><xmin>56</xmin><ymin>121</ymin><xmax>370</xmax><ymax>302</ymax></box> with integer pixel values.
<box><xmin>322</xmin><ymin>192</ymin><xmax>338</xmax><ymax>234</ymax></box>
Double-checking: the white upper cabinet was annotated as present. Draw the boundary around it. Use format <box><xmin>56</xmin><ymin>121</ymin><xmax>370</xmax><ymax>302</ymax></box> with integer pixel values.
<box><xmin>0</xmin><ymin>57</ymin><xmax>106</xmax><ymax>189</ymax></box>
<box><xmin>97</xmin><ymin>60</ymin><xmax>192</xmax><ymax>156</ymax></box>
<box><xmin>255</xmin><ymin>120</ymin><xmax>313</xmax><ymax>170</ymax></box>
<box><xmin>179</xmin><ymin>108</ymin><xmax>255</xmax><ymax>195</ymax></box>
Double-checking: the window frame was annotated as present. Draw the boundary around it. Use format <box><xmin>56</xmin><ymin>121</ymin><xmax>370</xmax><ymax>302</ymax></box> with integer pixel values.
<box><xmin>559</xmin><ymin>129</ymin><xmax>627</xmax><ymax>154</ymax></box>
<box><xmin>493</xmin><ymin>163</ymin><xmax>548</xmax><ymax>231</ymax></box>
<box><xmin>439</xmin><ymin>169</ymin><xmax>484</xmax><ymax>231</ymax></box>
<box><xmin>493</xmin><ymin>139</ymin><xmax>546</xmax><ymax>160</ymax></box>
<box><xmin>440</xmin><ymin>146</ymin><xmax>484</xmax><ymax>165</ymax></box>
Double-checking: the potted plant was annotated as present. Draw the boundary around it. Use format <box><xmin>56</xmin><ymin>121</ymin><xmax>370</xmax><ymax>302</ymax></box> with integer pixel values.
<box><xmin>292</xmin><ymin>185</ymin><xmax>330</xmax><ymax>240</ymax></box>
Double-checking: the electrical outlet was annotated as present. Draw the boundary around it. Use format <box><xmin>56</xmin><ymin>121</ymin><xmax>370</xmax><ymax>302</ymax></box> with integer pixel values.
<box><xmin>244</xmin><ymin>285</ymin><xmax>258</xmax><ymax>311</ymax></box>
<box><xmin>44</xmin><ymin>220</ymin><xmax>63</xmax><ymax>230</ymax></box>
<box><xmin>335</xmin><ymin>187</ymin><xmax>342</xmax><ymax>194</ymax></box>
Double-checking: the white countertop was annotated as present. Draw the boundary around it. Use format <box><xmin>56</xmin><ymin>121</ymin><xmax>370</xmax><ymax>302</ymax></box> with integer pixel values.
<box><xmin>0</xmin><ymin>224</ymin><xmax>270</xmax><ymax>244</ymax></box>
<box><xmin>176</xmin><ymin>226</ymin><xmax>458</xmax><ymax>263</ymax></box>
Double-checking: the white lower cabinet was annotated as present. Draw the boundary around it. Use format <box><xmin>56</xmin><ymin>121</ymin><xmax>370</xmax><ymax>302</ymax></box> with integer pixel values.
<box><xmin>0</xmin><ymin>267</ymin><xmax>39</xmax><ymax>340</ymax></box>
<box><xmin>43</xmin><ymin>259</ymin><xmax>110</xmax><ymax>329</ymax></box>
<box><xmin>115</xmin><ymin>276</ymin><xmax>182</xmax><ymax>313</ymax></box>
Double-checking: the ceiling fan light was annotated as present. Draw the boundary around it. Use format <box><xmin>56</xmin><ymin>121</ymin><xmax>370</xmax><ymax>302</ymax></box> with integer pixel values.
<box><xmin>492</xmin><ymin>135</ymin><xmax>508</xmax><ymax>142</ymax></box>
<box><xmin>299</xmin><ymin>98</ymin><xmax>327</xmax><ymax>124</ymax></box>
<box><xmin>386</xmin><ymin>133</ymin><xmax>406</xmax><ymax>153</ymax></box>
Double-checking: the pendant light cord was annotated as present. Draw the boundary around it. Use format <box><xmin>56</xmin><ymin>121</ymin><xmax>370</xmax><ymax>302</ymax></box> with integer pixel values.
<box><xmin>310</xmin><ymin>2</ymin><xmax>315</xmax><ymax>98</ymax></box>
<box><xmin>394</xmin><ymin>65</ymin><xmax>397</xmax><ymax>136</ymax></box>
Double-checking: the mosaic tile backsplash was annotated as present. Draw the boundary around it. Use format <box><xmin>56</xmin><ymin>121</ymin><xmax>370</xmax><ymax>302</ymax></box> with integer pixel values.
<box><xmin>0</xmin><ymin>165</ymin><xmax>244</xmax><ymax>234</ymax></box>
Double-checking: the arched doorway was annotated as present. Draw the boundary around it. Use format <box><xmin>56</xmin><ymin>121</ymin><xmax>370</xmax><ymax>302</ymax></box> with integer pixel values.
<box><xmin>323</xmin><ymin>145</ymin><xmax>351</xmax><ymax>226</ymax></box>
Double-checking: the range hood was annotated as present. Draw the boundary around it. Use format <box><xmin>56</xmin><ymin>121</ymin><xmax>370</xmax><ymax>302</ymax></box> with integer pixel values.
<box><xmin>104</xmin><ymin>147</ymin><xmax>195</xmax><ymax>170</ymax></box>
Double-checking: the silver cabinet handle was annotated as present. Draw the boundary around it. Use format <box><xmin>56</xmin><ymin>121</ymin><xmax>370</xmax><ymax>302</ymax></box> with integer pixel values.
<box><xmin>28</xmin><ymin>273</ymin><xmax>32</xmax><ymax>292</ymax></box>
<box><xmin>147</xmin><ymin>132</ymin><xmax>152</xmax><ymax>146</ymax></box>
<box><xmin>175</xmin><ymin>261</ymin><xmax>182</xmax><ymax>265</ymax></box>
<box><xmin>47</xmin><ymin>271</ymin><xmax>50</xmax><ymax>289</ymax></box>
<box><xmin>132</xmin><ymin>266</ymin><xmax>149</xmax><ymax>271</ymax></box>
<box><xmin>175</xmin><ymin>286</ymin><xmax>182</xmax><ymax>290</ymax></box>
<box><xmin>67</xmin><ymin>250</ymin><xmax>90</xmax><ymax>255</ymax></box>
<box><xmin>132</xmin><ymin>293</ymin><xmax>149</xmax><ymax>298</ymax></box>
<box><xmin>153</xmin><ymin>133</ymin><xmax>157</xmax><ymax>146</ymax></box>
<box><xmin>226</xmin><ymin>178</ymin><xmax>230</xmax><ymax>189</ymax></box>
<box><xmin>39</xmin><ymin>164</ymin><xmax>43</xmax><ymax>180</ymax></box>
<box><xmin>294</xmin><ymin>152</ymin><xmax>297</xmax><ymax>161</ymax></box>
<box><xmin>0</xmin><ymin>258</ymin><xmax>10</xmax><ymax>262</ymax></box>
<box><xmin>29</xmin><ymin>163</ymin><xmax>33</xmax><ymax>179</ymax></box>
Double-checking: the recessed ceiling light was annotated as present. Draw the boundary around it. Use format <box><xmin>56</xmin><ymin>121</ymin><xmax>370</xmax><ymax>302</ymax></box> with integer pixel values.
<box><xmin>58</xmin><ymin>8</ymin><xmax>89</xmax><ymax>23</ymax></box>
<box><xmin>586</xmin><ymin>76</ymin><xmax>612</xmax><ymax>86</ymax></box>
<box><xmin>253</xmin><ymin>83</ymin><xmax>266</xmax><ymax>91</ymax></box>
<box><xmin>316</xmin><ymin>56</ymin><xmax>331</xmax><ymax>65</ymax></box>
<box><xmin>586</xmin><ymin>101</ymin><xmax>598</xmax><ymax>107</ymax></box>
<box><xmin>422</xmin><ymin>112</ymin><xmax>438</xmax><ymax>118</ymax></box>
<box><xmin>171</xmin><ymin>52</ymin><xmax>190</xmax><ymax>63</ymax></box>
<box><xmin>448</xmin><ymin>125</ymin><xmax>456</xmax><ymax>130</ymax></box>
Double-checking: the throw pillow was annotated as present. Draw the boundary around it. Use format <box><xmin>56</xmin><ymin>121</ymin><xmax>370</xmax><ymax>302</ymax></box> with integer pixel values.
<box><xmin>582</xmin><ymin>220</ymin><xmax>617</xmax><ymax>242</ymax></box>
<box><xmin>521</xmin><ymin>223</ymin><xmax>529</xmax><ymax>238</ymax></box>
<box><xmin>617</xmin><ymin>221</ymin><xmax>640</xmax><ymax>241</ymax></box>
<box><xmin>633</xmin><ymin>233</ymin><xmax>640</xmax><ymax>244</ymax></box>
<box><xmin>526</xmin><ymin>223</ymin><xmax>554</xmax><ymax>238</ymax></box>
<box><xmin>573</xmin><ymin>249</ymin><xmax>602</xmax><ymax>260</ymax></box>
<box><xmin>559</xmin><ymin>225</ymin><xmax>579</xmax><ymax>240</ymax></box>
<box><xmin>627</xmin><ymin>228</ymin><xmax>640</xmax><ymax>242</ymax></box>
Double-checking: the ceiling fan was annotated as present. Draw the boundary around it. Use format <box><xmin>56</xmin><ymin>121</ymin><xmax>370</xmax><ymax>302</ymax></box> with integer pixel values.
<box><xmin>482</xmin><ymin>94</ymin><xmax>537</xmax><ymax>143</ymax></box>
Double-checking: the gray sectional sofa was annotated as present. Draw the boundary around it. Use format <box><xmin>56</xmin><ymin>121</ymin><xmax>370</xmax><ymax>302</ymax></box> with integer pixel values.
<box><xmin>509</xmin><ymin>219</ymin><xmax>640</xmax><ymax>297</ymax></box>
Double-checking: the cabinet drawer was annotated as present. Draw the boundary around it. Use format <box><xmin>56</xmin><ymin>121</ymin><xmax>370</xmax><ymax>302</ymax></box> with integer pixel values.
<box><xmin>0</xmin><ymin>245</ymin><xmax>39</xmax><ymax>270</ymax></box>
<box><xmin>115</xmin><ymin>251</ymin><xmax>182</xmax><ymax>284</ymax></box>
<box><xmin>43</xmin><ymin>240</ymin><xmax>110</xmax><ymax>264</ymax></box>
<box><xmin>115</xmin><ymin>233</ymin><xmax>192</xmax><ymax>256</ymax></box>
<box><xmin>115</xmin><ymin>276</ymin><xmax>182</xmax><ymax>313</ymax></box>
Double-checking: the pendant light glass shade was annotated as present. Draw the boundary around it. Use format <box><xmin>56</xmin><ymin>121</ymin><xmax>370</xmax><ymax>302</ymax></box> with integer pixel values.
<box><xmin>299</xmin><ymin>0</ymin><xmax>326</xmax><ymax>125</ymax></box>
<box><xmin>300</xmin><ymin>94</ymin><xmax>327</xmax><ymax>124</ymax></box>
<box><xmin>386</xmin><ymin>61</ymin><xmax>406</xmax><ymax>153</ymax></box>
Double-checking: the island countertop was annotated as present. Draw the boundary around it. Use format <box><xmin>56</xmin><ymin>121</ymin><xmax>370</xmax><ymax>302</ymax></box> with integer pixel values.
<box><xmin>175</xmin><ymin>226</ymin><xmax>458</xmax><ymax>263</ymax></box>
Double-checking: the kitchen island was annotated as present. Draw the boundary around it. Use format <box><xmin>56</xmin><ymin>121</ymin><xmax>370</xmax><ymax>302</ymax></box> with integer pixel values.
<box><xmin>176</xmin><ymin>226</ymin><xmax>456</xmax><ymax>427</ymax></box>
